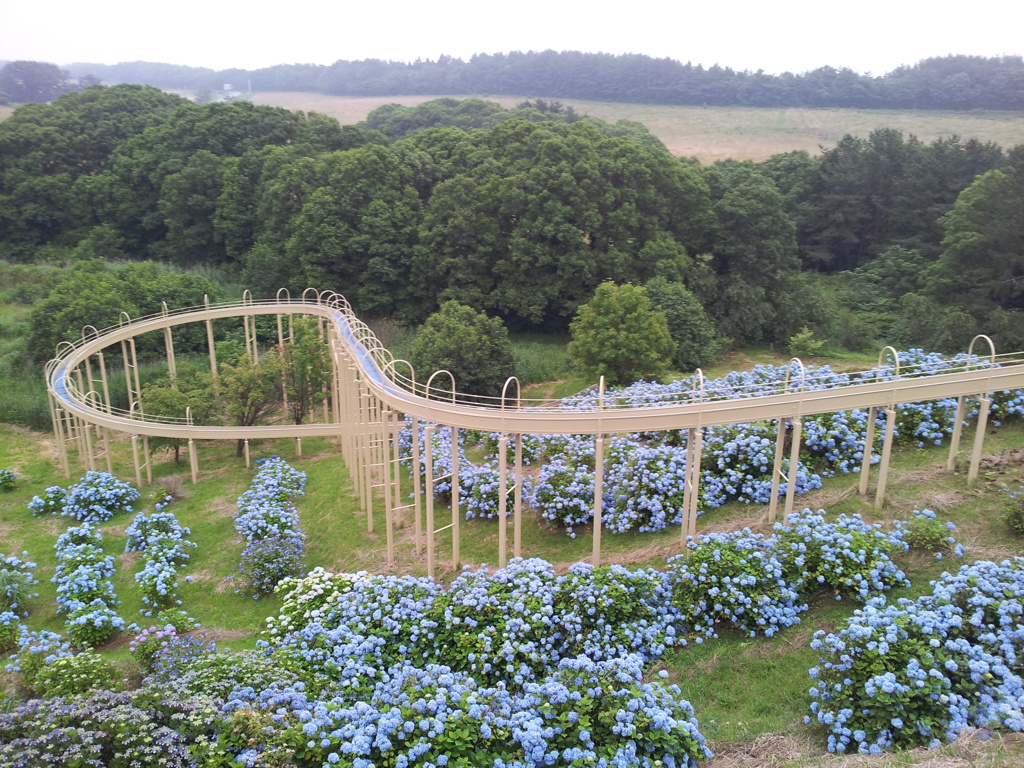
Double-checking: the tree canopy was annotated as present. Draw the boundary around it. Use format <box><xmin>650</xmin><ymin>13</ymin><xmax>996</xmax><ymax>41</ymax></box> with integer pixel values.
<box><xmin>568</xmin><ymin>282</ymin><xmax>675</xmax><ymax>386</ymax></box>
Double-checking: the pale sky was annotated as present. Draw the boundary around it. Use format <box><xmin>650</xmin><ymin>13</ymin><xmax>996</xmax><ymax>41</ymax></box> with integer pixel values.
<box><xmin>1</xmin><ymin>0</ymin><xmax>1021</xmax><ymax>77</ymax></box>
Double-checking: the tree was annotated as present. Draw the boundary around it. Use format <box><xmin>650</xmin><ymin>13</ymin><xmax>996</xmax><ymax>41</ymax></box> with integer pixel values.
<box><xmin>644</xmin><ymin>277</ymin><xmax>723</xmax><ymax>372</ymax></box>
<box><xmin>0</xmin><ymin>61</ymin><xmax>70</xmax><ymax>103</ymax></box>
<box><xmin>217</xmin><ymin>352</ymin><xmax>283</xmax><ymax>456</ymax></box>
<box><xmin>140</xmin><ymin>369</ymin><xmax>216</xmax><ymax>462</ymax></box>
<box><xmin>567</xmin><ymin>282</ymin><xmax>675</xmax><ymax>386</ymax></box>
<box><xmin>279</xmin><ymin>318</ymin><xmax>332</xmax><ymax>425</ymax></box>
<box><xmin>408</xmin><ymin>301</ymin><xmax>514</xmax><ymax>398</ymax></box>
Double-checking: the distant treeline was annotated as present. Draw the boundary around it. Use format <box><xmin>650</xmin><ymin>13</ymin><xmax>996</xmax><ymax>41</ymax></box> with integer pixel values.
<box><xmin>2</xmin><ymin>86</ymin><xmax>1023</xmax><ymax>365</ymax></box>
<box><xmin>64</xmin><ymin>52</ymin><xmax>1024</xmax><ymax>111</ymax></box>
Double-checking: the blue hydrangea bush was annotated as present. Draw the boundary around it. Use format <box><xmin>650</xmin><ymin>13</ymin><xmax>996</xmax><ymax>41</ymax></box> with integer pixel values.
<box><xmin>51</xmin><ymin>522</ymin><xmax>123</xmax><ymax>646</ymax></box>
<box><xmin>127</xmin><ymin>506</ymin><xmax>196</xmax><ymax>612</ymax></box>
<box><xmin>809</xmin><ymin>558</ymin><xmax>1024</xmax><ymax>754</ymax></box>
<box><xmin>234</xmin><ymin>456</ymin><xmax>307</xmax><ymax>595</ymax></box>
<box><xmin>0</xmin><ymin>468</ymin><xmax>16</xmax><ymax>492</ymax></box>
<box><xmin>399</xmin><ymin>350</ymin><xmax>1024</xmax><ymax>538</ymax></box>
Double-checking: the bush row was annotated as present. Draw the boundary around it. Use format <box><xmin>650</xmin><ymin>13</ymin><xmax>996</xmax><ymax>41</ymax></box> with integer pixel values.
<box><xmin>52</xmin><ymin>522</ymin><xmax>124</xmax><ymax>646</ymax></box>
<box><xmin>234</xmin><ymin>456</ymin><xmax>307</xmax><ymax>594</ymax></box>
<box><xmin>126</xmin><ymin>497</ymin><xmax>196</xmax><ymax>614</ymax></box>
<box><xmin>403</xmin><ymin>350</ymin><xmax>1024</xmax><ymax>536</ymax></box>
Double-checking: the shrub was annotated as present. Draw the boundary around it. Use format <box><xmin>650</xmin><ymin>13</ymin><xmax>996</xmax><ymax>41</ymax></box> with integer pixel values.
<box><xmin>6</xmin><ymin>627</ymin><xmax>75</xmax><ymax>689</ymax></box>
<box><xmin>809</xmin><ymin>558</ymin><xmax>1024</xmax><ymax>754</ymax></box>
<box><xmin>0</xmin><ymin>611</ymin><xmax>19</xmax><ymax>651</ymax></box>
<box><xmin>773</xmin><ymin>510</ymin><xmax>910</xmax><ymax>600</ymax></box>
<box><xmin>0</xmin><ymin>551</ymin><xmax>39</xmax><ymax>616</ymax></box>
<box><xmin>0</xmin><ymin>469</ymin><xmax>15</xmax><ymax>492</ymax></box>
<box><xmin>239</xmin><ymin>535</ymin><xmax>305</xmax><ymax>596</ymax></box>
<box><xmin>409</xmin><ymin>300</ymin><xmax>515</xmax><ymax>398</ymax></box>
<box><xmin>1002</xmin><ymin>484</ymin><xmax>1024</xmax><ymax>536</ymax></box>
<box><xmin>33</xmin><ymin>650</ymin><xmax>123</xmax><ymax>698</ymax></box>
<box><xmin>264</xmin><ymin>567</ymin><xmax>359</xmax><ymax>639</ymax></box>
<box><xmin>28</xmin><ymin>484</ymin><xmax>65</xmax><ymax>516</ymax></box>
<box><xmin>0</xmin><ymin>687</ymin><xmax>225</xmax><ymax>768</ymax></box>
<box><xmin>895</xmin><ymin>508</ymin><xmax>965</xmax><ymax>557</ymax></box>
<box><xmin>667</xmin><ymin>530</ymin><xmax>805</xmax><ymax>639</ymax></box>
<box><xmin>788</xmin><ymin>325</ymin><xmax>825</xmax><ymax>357</ymax></box>
<box><xmin>60</xmin><ymin>471</ymin><xmax>140</xmax><ymax>522</ymax></box>
<box><xmin>65</xmin><ymin>599</ymin><xmax>125</xmax><ymax>647</ymax></box>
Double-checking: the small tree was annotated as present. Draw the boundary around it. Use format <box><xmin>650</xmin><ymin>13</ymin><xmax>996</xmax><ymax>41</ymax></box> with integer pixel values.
<box><xmin>645</xmin><ymin>277</ymin><xmax>724</xmax><ymax>372</ymax></box>
<box><xmin>409</xmin><ymin>301</ymin><xmax>515</xmax><ymax>398</ymax></box>
<box><xmin>141</xmin><ymin>370</ymin><xmax>216</xmax><ymax>462</ymax></box>
<box><xmin>280</xmin><ymin>318</ymin><xmax>332</xmax><ymax>425</ymax></box>
<box><xmin>219</xmin><ymin>352</ymin><xmax>283</xmax><ymax>456</ymax></box>
<box><xmin>568</xmin><ymin>282</ymin><xmax>675</xmax><ymax>386</ymax></box>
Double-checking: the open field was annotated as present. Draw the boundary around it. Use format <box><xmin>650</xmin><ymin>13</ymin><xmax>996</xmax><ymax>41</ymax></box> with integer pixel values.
<box><xmin>0</xmin><ymin>105</ymin><xmax>15</xmax><ymax>121</ymax></box>
<box><xmin>251</xmin><ymin>92</ymin><xmax>1024</xmax><ymax>162</ymax></box>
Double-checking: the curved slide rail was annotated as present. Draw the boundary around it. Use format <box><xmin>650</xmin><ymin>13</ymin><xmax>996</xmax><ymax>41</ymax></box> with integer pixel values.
<box><xmin>46</xmin><ymin>294</ymin><xmax>1024</xmax><ymax>573</ymax></box>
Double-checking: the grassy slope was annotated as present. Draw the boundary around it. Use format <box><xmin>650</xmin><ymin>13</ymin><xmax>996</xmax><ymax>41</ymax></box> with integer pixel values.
<box><xmin>250</xmin><ymin>92</ymin><xmax>1024</xmax><ymax>162</ymax></box>
<box><xmin>3</xmin><ymin>368</ymin><xmax>1024</xmax><ymax>765</ymax></box>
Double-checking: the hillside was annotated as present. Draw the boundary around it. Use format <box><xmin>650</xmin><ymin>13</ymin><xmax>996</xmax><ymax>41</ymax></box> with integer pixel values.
<box><xmin>250</xmin><ymin>92</ymin><xmax>1024</xmax><ymax>162</ymax></box>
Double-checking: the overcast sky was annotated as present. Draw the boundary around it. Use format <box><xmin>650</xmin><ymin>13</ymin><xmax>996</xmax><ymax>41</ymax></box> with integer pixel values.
<box><xmin>1</xmin><ymin>0</ymin><xmax>1021</xmax><ymax>76</ymax></box>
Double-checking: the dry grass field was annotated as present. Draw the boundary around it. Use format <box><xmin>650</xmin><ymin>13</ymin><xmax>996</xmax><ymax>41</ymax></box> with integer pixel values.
<box><xmin>0</xmin><ymin>105</ymin><xmax>15</xmax><ymax>121</ymax></box>
<box><xmin>252</xmin><ymin>91</ymin><xmax>1024</xmax><ymax>163</ymax></box>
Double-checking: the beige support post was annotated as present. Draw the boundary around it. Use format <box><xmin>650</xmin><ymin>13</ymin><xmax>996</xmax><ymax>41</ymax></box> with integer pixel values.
<box><xmin>411</xmin><ymin>415</ymin><xmax>422</xmax><ymax>555</ymax></box>
<box><xmin>968</xmin><ymin>396</ymin><xmax>991</xmax><ymax>484</ymax></box>
<box><xmin>161</xmin><ymin>301</ymin><xmax>177</xmax><ymax>385</ymax></box>
<box><xmin>592</xmin><ymin>376</ymin><xmax>606</xmax><ymax>566</ymax></box>
<box><xmin>965</xmin><ymin>335</ymin><xmax>996</xmax><ymax>483</ymax></box>
<box><xmin>513</xmin><ymin>434</ymin><xmax>523</xmax><ymax>560</ymax></box>
<box><xmin>295</xmin><ymin>437</ymin><xmax>302</xmax><ymax>457</ymax></box>
<box><xmin>875</xmin><ymin>406</ymin><xmax>897</xmax><ymax>507</ymax></box>
<box><xmin>767</xmin><ymin>417</ymin><xmax>788</xmax><ymax>523</ymax></box>
<box><xmin>383</xmin><ymin>408</ymin><xmax>395</xmax><ymax>568</ymax></box>
<box><xmin>784</xmin><ymin>418</ymin><xmax>803</xmax><ymax>517</ymax></box>
<box><xmin>425</xmin><ymin>425</ymin><xmax>436</xmax><ymax>579</ymax></box>
<box><xmin>498</xmin><ymin>435</ymin><xmax>508</xmax><ymax>568</ymax></box>
<box><xmin>243</xmin><ymin>290</ymin><xmax>257</xmax><ymax>362</ymax></box>
<box><xmin>143</xmin><ymin>435</ymin><xmax>152</xmax><ymax>484</ymax></box>
<box><xmin>48</xmin><ymin>393</ymin><xmax>70</xmax><ymax>478</ymax></box>
<box><xmin>451</xmin><ymin>425</ymin><xmax>460</xmax><ymax>571</ymax></box>
<box><xmin>132</xmin><ymin>435</ymin><xmax>143</xmax><ymax>487</ymax></box>
<box><xmin>189</xmin><ymin>439</ymin><xmax>199</xmax><ymax>484</ymax></box>
<box><xmin>593</xmin><ymin>434</ymin><xmax>605</xmax><ymax>566</ymax></box>
<box><xmin>859</xmin><ymin>406</ymin><xmax>877</xmax><ymax>495</ymax></box>
<box><xmin>947</xmin><ymin>396</ymin><xmax>966</xmax><ymax>471</ymax></box>
<box><xmin>684</xmin><ymin>427</ymin><xmax>702</xmax><ymax>542</ymax></box>
<box><xmin>204</xmin><ymin>295</ymin><xmax>219</xmax><ymax>385</ymax></box>
<box><xmin>243</xmin><ymin>439</ymin><xmax>251</xmax><ymax>469</ymax></box>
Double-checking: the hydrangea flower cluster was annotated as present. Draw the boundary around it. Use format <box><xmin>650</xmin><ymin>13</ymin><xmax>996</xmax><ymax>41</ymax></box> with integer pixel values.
<box><xmin>5</xmin><ymin>626</ymin><xmax>75</xmax><ymax>685</ymax></box>
<box><xmin>234</xmin><ymin>456</ymin><xmax>307</xmax><ymax>595</ymax></box>
<box><xmin>126</xmin><ymin>506</ymin><xmax>196</xmax><ymax>612</ymax></box>
<box><xmin>773</xmin><ymin>510</ymin><xmax>911</xmax><ymax>600</ymax></box>
<box><xmin>264</xmin><ymin>567</ymin><xmax>361</xmax><ymax>639</ymax></box>
<box><xmin>668</xmin><ymin>530</ymin><xmax>805</xmax><ymax>640</ymax></box>
<box><xmin>400</xmin><ymin>350</ymin><xmax>1024</xmax><ymax>537</ymax></box>
<box><xmin>27</xmin><ymin>484</ymin><xmax>66</xmax><ymax>516</ymax></box>
<box><xmin>52</xmin><ymin>522</ymin><xmax>123</xmax><ymax>646</ymax></box>
<box><xmin>809</xmin><ymin>558</ymin><xmax>1024</xmax><ymax>754</ymax></box>
<box><xmin>29</xmin><ymin>472</ymin><xmax>140</xmax><ymax>522</ymax></box>
<box><xmin>0</xmin><ymin>685</ymin><xmax>225</xmax><ymax>767</ymax></box>
<box><xmin>224</xmin><ymin>654</ymin><xmax>712</xmax><ymax>768</ymax></box>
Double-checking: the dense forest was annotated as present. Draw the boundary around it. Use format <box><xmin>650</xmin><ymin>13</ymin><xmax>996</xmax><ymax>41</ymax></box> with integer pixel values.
<box><xmin>2</xmin><ymin>52</ymin><xmax>1019</xmax><ymax>111</ymax></box>
<box><xmin>2</xmin><ymin>85</ymin><xmax>1023</xmax><ymax>367</ymax></box>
